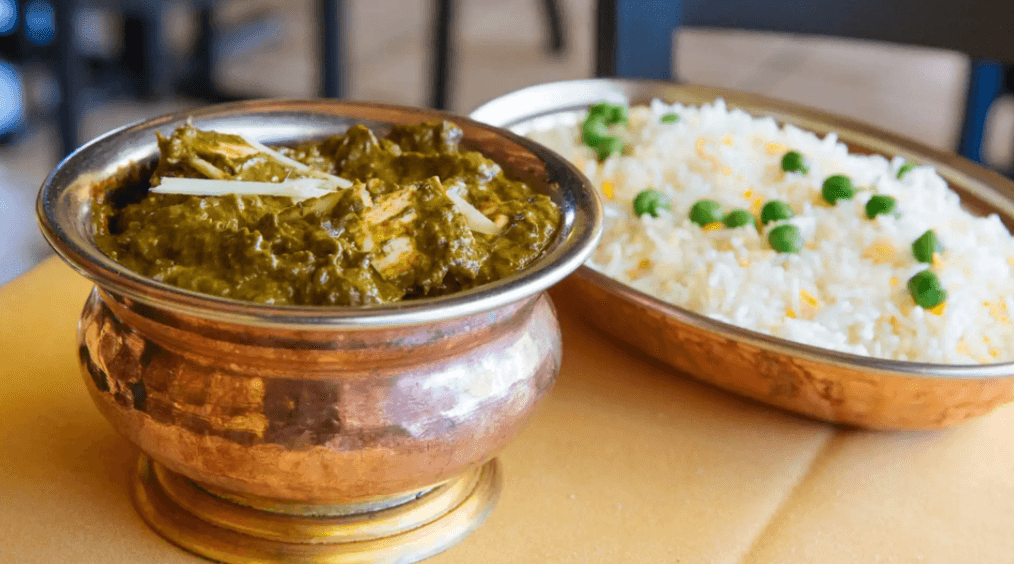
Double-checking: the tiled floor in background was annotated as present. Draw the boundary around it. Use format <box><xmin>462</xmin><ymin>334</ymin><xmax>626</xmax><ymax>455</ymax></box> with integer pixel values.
<box><xmin>2</xmin><ymin>0</ymin><xmax>1008</xmax><ymax>284</ymax></box>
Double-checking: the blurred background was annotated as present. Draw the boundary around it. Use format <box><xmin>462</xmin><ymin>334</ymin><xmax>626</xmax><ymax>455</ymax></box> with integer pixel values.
<box><xmin>1</xmin><ymin>0</ymin><xmax>1011</xmax><ymax>285</ymax></box>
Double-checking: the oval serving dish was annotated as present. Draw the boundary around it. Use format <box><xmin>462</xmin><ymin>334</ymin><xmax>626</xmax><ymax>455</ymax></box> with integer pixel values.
<box><xmin>472</xmin><ymin>78</ymin><xmax>1014</xmax><ymax>430</ymax></box>
<box><xmin>36</xmin><ymin>99</ymin><xmax>601</xmax><ymax>563</ymax></box>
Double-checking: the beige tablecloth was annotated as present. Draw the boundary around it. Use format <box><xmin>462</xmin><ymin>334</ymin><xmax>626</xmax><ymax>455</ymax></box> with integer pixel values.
<box><xmin>3</xmin><ymin>257</ymin><xmax>1013</xmax><ymax>563</ymax></box>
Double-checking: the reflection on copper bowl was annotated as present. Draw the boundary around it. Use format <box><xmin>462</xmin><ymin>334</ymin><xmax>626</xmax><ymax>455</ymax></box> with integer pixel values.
<box><xmin>36</xmin><ymin>99</ymin><xmax>601</xmax><ymax>563</ymax></box>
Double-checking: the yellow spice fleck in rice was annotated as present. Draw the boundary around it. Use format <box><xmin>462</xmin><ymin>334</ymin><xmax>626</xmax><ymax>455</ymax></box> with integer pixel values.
<box><xmin>957</xmin><ymin>338</ymin><xmax>971</xmax><ymax>356</ymax></box>
<box><xmin>702</xmin><ymin>222</ymin><xmax>724</xmax><ymax>231</ymax></box>
<box><xmin>765</xmin><ymin>142</ymin><xmax>787</xmax><ymax>155</ymax></box>
<box><xmin>800</xmin><ymin>289</ymin><xmax>820</xmax><ymax>309</ymax></box>
<box><xmin>696</xmin><ymin>138</ymin><xmax>725</xmax><ymax>171</ymax></box>
<box><xmin>862</xmin><ymin>241</ymin><xmax>896</xmax><ymax>264</ymax></box>
<box><xmin>985</xmin><ymin>300</ymin><xmax>1011</xmax><ymax>324</ymax></box>
<box><xmin>602</xmin><ymin>181</ymin><xmax>614</xmax><ymax>199</ymax></box>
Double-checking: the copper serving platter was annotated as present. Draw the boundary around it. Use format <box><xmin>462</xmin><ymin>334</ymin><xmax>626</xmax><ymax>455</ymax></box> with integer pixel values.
<box><xmin>471</xmin><ymin>78</ymin><xmax>1014</xmax><ymax>429</ymax></box>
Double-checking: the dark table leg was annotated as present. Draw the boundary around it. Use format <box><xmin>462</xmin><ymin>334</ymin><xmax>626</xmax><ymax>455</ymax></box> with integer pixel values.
<box><xmin>541</xmin><ymin>0</ymin><xmax>565</xmax><ymax>53</ymax></box>
<box><xmin>140</xmin><ymin>4</ymin><xmax>169</xmax><ymax>99</ymax></box>
<box><xmin>177</xmin><ymin>5</ymin><xmax>237</xmax><ymax>102</ymax></box>
<box><xmin>54</xmin><ymin>0</ymin><xmax>83</xmax><ymax>157</ymax></box>
<box><xmin>178</xmin><ymin>3</ymin><xmax>284</xmax><ymax>103</ymax></box>
<box><xmin>595</xmin><ymin>0</ymin><xmax>616</xmax><ymax>77</ymax></box>
<box><xmin>430</xmin><ymin>0</ymin><xmax>453</xmax><ymax>110</ymax></box>
<box><xmin>191</xmin><ymin>5</ymin><xmax>215</xmax><ymax>95</ymax></box>
<box><xmin>320</xmin><ymin>0</ymin><xmax>344</xmax><ymax>98</ymax></box>
<box><xmin>595</xmin><ymin>0</ymin><xmax>680</xmax><ymax>80</ymax></box>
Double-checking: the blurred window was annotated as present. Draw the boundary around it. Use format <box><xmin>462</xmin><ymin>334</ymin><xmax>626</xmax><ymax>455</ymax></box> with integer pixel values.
<box><xmin>25</xmin><ymin>0</ymin><xmax>53</xmax><ymax>46</ymax></box>
<box><xmin>0</xmin><ymin>0</ymin><xmax>17</xmax><ymax>36</ymax></box>
<box><xmin>0</xmin><ymin>60</ymin><xmax>25</xmax><ymax>134</ymax></box>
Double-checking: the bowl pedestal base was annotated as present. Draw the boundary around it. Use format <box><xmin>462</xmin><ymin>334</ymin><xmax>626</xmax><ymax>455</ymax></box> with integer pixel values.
<box><xmin>130</xmin><ymin>455</ymin><xmax>501</xmax><ymax>563</ymax></box>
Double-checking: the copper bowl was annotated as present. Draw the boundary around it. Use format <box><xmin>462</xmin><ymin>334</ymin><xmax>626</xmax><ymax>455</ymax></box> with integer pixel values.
<box><xmin>36</xmin><ymin>100</ymin><xmax>601</xmax><ymax>507</ymax></box>
<box><xmin>472</xmin><ymin>78</ymin><xmax>1014</xmax><ymax>430</ymax></box>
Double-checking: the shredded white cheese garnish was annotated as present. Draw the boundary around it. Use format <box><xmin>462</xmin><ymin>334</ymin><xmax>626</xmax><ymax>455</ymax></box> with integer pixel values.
<box><xmin>372</xmin><ymin>236</ymin><xmax>416</xmax><ymax>279</ymax></box>
<box><xmin>446</xmin><ymin>190</ymin><xmax>499</xmax><ymax>235</ymax></box>
<box><xmin>151</xmin><ymin>177</ymin><xmax>334</xmax><ymax>201</ymax></box>
<box><xmin>187</xmin><ymin>155</ymin><xmax>227</xmax><ymax>179</ymax></box>
<box><xmin>236</xmin><ymin>133</ymin><xmax>353</xmax><ymax>189</ymax></box>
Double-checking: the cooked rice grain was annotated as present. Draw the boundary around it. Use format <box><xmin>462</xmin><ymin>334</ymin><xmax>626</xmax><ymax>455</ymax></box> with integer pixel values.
<box><xmin>523</xmin><ymin>99</ymin><xmax>1014</xmax><ymax>364</ymax></box>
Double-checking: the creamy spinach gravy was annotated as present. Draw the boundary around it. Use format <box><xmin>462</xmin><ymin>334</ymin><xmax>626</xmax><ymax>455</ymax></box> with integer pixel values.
<box><xmin>93</xmin><ymin>121</ymin><xmax>560</xmax><ymax>306</ymax></box>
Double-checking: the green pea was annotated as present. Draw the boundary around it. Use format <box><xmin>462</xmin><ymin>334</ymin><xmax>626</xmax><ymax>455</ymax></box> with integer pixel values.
<box><xmin>595</xmin><ymin>135</ymin><xmax>624</xmax><ymax>161</ymax></box>
<box><xmin>760</xmin><ymin>200</ymin><xmax>794</xmax><ymax>225</ymax></box>
<box><xmin>588</xmin><ymin>102</ymin><xmax>612</xmax><ymax>118</ymax></box>
<box><xmin>781</xmin><ymin>151</ymin><xmax>808</xmax><ymax>174</ymax></box>
<box><xmin>897</xmin><ymin>162</ymin><xmax>916</xmax><ymax>179</ymax></box>
<box><xmin>660</xmin><ymin>113</ymin><xmax>679</xmax><ymax>124</ymax></box>
<box><xmin>607</xmin><ymin>104</ymin><xmax>628</xmax><ymax>124</ymax></box>
<box><xmin>822</xmin><ymin>174</ymin><xmax>855</xmax><ymax>205</ymax></box>
<box><xmin>633</xmin><ymin>189</ymin><xmax>670</xmax><ymax>218</ymax></box>
<box><xmin>588</xmin><ymin>102</ymin><xmax>627</xmax><ymax>124</ymax></box>
<box><xmin>582</xmin><ymin>103</ymin><xmax>628</xmax><ymax>160</ymax></box>
<box><xmin>908</xmin><ymin>270</ymin><xmax>946</xmax><ymax>309</ymax></box>
<box><xmin>768</xmin><ymin>224</ymin><xmax>803</xmax><ymax>253</ymax></box>
<box><xmin>865</xmin><ymin>195</ymin><xmax>897</xmax><ymax>219</ymax></box>
<box><xmin>581</xmin><ymin>115</ymin><xmax>609</xmax><ymax>147</ymax></box>
<box><xmin>912</xmin><ymin>229</ymin><xmax>943</xmax><ymax>263</ymax></box>
<box><xmin>723</xmin><ymin>209</ymin><xmax>756</xmax><ymax>228</ymax></box>
<box><xmin>689</xmin><ymin>199</ymin><xmax>724</xmax><ymax>226</ymax></box>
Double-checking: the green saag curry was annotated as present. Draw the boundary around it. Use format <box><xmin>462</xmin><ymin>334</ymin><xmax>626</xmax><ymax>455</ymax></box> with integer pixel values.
<box><xmin>93</xmin><ymin>121</ymin><xmax>560</xmax><ymax>306</ymax></box>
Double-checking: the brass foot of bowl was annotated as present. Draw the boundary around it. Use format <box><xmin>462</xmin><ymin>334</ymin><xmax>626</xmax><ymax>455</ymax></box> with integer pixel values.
<box><xmin>131</xmin><ymin>455</ymin><xmax>502</xmax><ymax>564</ymax></box>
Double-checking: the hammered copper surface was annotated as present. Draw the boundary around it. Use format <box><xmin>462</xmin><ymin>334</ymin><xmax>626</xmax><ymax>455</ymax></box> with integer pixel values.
<box><xmin>473</xmin><ymin>79</ymin><xmax>1014</xmax><ymax>429</ymax></box>
<box><xmin>80</xmin><ymin>288</ymin><xmax>557</xmax><ymax>502</ymax></box>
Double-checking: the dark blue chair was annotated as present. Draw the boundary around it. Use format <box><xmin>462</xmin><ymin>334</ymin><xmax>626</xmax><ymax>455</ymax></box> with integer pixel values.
<box><xmin>595</xmin><ymin>0</ymin><xmax>1014</xmax><ymax>175</ymax></box>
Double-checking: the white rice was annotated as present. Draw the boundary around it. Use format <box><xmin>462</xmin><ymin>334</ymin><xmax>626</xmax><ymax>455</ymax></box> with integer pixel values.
<box><xmin>522</xmin><ymin>99</ymin><xmax>1014</xmax><ymax>364</ymax></box>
